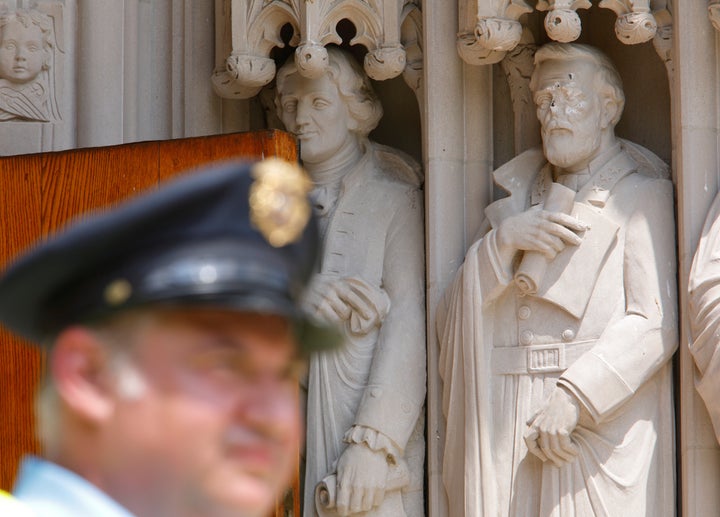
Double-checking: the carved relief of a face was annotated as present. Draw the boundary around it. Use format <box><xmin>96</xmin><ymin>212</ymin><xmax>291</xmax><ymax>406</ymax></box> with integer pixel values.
<box><xmin>277</xmin><ymin>73</ymin><xmax>359</xmax><ymax>166</ymax></box>
<box><xmin>534</xmin><ymin>59</ymin><xmax>606</xmax><ymax>172</ymax></box>
<box><xmin>0</xmin><ymin>18</ymin><xmax>46</xmax><ymax>84</ymax></box>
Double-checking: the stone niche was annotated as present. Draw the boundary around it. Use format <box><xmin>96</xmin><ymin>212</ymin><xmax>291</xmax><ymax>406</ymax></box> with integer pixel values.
<box><xmin>261</xmin><ymin>45</ymin><xmax>422</xmax><ymax>166</ymax></box>
<box><xmin>493</xmin><ymin>6</ymin><xmax>671</xmax><ymax>169</ymax></box>
<box><xmin>436</xmin><ymin>1</ymin><xmax>678</xmax><ymax>514</ymax></box>
<box><xmin>212</xmin><ymin>4</ymin><xmax>427</xmax><ymax>516</ymax></box>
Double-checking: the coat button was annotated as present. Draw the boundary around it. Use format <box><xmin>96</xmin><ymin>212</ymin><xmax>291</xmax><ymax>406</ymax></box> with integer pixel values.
<box><xmin>520</xmin><ymin>330</ymin><xmax>534</xmax><ymax>345</ymax></box>
<box><xmin>561</xmin><ymin>329</ymin><xmax>575</xmax><ymax>342</ymax></box>
<box><xmin>518</xmin><ymin>305</ymin><xmax>531</xmax><ymax>320</ymax></box>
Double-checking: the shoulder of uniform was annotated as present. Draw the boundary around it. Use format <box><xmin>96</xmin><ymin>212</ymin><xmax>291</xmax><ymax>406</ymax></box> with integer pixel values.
<box><xmin>620</xmin><ymin>138</ymin><xmax>670</xmax><ymax>180</ymax></box>
<box><xmin>0</xmin><ymin>491</ymin><xmax>35</xmax><ymax>517</ymax></box>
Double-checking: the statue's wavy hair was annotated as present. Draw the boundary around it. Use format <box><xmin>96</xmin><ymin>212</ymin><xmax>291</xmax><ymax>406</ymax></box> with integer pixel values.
<box><xmin>530</xmin><ymin>43</ymin><xmax>625</xmax><ymax>126</ymax></box>
<box><xmin>275</xmin><ymin>46</ymin><xmax>383</xmax><ymax>136</ymax></box>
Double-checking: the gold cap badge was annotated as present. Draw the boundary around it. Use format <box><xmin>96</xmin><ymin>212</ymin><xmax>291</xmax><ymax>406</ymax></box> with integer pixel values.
<box><xmin>249</xmin><ymin>158</ymin><xmax>312</xmax><ymax>247</ymax></box>
<box><xmin>104</xmin><ymin>278</ymin><xmax>133</xmax><ymax>306</ymax></box>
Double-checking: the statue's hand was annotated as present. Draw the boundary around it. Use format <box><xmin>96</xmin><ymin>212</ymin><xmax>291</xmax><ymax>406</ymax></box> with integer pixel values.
<box><xmin>304</xmin><ymin>275</ymin><xmax>389</xmax><ymax>335</ymax></box>
<box><xmin>303</xmin><ymin>275</ymin><xmax>351</xmax><ymax>325</ymax></box>
<box><xmin>341</xmin><ymin>277</ymin><xmax>390</xmax><ymax>335</ymax></box>
<box><xmin>496</xmin><ymin>207</ymin><xmax>587</xmax><ymax>260</ymax></box>
<box><xmin>335</xmin><ymin>443</ymin><xmax>390</xmax><ymax>516</ymax></box>
<box><xmin>524</xmin><ymin>387</ymin><xmax>580</xmax><ymax>467</ymax></box>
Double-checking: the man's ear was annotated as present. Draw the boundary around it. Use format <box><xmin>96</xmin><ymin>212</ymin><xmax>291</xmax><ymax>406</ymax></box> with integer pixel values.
<box><xmin>50</xmin><ymin>326</ymin><xmax>116</xmax><ymax>423</ymax></box>
<box><xmin>601</xmin><ymin>97</ymin><xmax>619</xmax><ymax>130</ymax></box>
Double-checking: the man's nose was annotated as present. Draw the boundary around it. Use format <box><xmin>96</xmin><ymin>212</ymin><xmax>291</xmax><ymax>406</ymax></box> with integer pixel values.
<box><xmin>236</xmin><ymin>380</ymin><xmax>298</xmax><ymax>439</ymax></box>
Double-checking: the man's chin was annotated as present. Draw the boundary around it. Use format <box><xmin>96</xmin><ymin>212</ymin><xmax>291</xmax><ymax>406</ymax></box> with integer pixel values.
<box><xmin>202</xmin><ymin>475</ymin><xmax>280</xmax><ymax>517</ymax></box>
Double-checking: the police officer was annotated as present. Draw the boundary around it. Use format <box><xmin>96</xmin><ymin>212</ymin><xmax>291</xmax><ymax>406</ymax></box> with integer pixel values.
<box><xmin>0</xmin><ymin>158</ymin><xmax>339</xmax><ymax>517</ymax></box>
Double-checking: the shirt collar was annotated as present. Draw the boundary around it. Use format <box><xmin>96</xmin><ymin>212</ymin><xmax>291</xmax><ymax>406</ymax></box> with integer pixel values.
<box><xmin>14</xmin><ymin>456</ymin><xmax>136</xmax><ymax>517</ymax></box>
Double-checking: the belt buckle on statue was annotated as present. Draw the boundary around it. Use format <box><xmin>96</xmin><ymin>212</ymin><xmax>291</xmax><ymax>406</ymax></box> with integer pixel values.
<box><xmin>526</xmin><ymin>344</ymin><xmax>566</xmax><ymax>373</ymax></box>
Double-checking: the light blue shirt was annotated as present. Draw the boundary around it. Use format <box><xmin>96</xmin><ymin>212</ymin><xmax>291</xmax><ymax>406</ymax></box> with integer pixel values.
<box><xmin>11</xmin><ymin>456</ymin><xmax>136</xmax><ymax>517</ymax></box>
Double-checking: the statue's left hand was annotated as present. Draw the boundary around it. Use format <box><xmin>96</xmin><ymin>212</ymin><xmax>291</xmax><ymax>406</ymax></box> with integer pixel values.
<box><xmin>524</xmin><ymin>387</ymin><xmax>580</xmax><ymax>467</ymax></box>
<box><xmin>335</xmin><ymin>443</ymin><xmax>389</xmax><ymax>516</ymax></box>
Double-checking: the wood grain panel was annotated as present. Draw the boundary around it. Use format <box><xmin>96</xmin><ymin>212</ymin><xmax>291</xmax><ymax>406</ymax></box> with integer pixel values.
<box><xmin>40</xmin><ymin>142</ymin><xmax>160</xmax><ymax>234</ymax></box>
<box><xmin>260</xmin><ymin>129</ymin><xmax>298</xmax><ymax>163</ymax></box>
<box><xmin>158</xmin><ymin>132</ymin><xmax>262</xmax><ymax>181</ymax></box>
<box><xmin>0</xmin><ymin>131</ymin><xmax>301</xmax><ymax>507</ymax></box>
<box><xmin>157</xmin><ymin>130</ymin><xmax>297</xmax><ymax>181</ymax></box>
<box><xmin>0</xmin><ymin>155</ymin><xmax>43</xmax><ymax>490</ymax></box>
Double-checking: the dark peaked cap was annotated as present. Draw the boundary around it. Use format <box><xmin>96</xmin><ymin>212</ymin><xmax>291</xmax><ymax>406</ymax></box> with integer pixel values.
<box><xmin>0</xmin><ymin>159</ymin><xmax>340</xmax><ymax>352</ymax></box>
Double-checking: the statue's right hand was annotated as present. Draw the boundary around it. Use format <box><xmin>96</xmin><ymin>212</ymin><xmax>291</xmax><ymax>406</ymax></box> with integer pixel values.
<box><xmin>302</xmin><ymin>276</ymin><xmax>389</xmax><ymax>334</ymax></box>
<box><xmin>524</xmin><ymin>387</ymin><xmax>581</xmax><ymax>467</ymax></box>
<box><xmin>335</xmin><ymin>443</ymin><xmax>389</xmax><ymax>516</ymax></box>
<box><xmin>496</xmin><ymin>207</ymin><xmax>587</xmax><ymax>260</ymax></box>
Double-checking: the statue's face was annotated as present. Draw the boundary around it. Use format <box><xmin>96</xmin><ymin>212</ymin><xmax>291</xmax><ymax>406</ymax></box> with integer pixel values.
<box><xmin>533</xmin><ymin>59</ymin><xmax>606</xmax><ymax>171</ymax></box>
<box><xmin>0</xmin><ymin>19</ymin><xmax>46</xmax><ymax>84</ymax></box>
<box><xmin>277</xmin><ymin>72</ymin><xmax>358</xmax><ymax>166</ymax></box>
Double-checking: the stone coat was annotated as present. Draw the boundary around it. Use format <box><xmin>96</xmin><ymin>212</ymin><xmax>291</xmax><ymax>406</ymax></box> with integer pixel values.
<box><xmin>304</xmin><ymin>143</ymin><xmax>426</xmax><ymax>517</ymax></box>
<box><xmin>438</xmin><ymin>142</ymin><xmax>677</xmax><ymax>516</ymax></box>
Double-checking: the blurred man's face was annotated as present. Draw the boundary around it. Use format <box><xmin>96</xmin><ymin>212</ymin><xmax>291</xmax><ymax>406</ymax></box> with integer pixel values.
<box><xmin>277</xmin><ymin>72</ymin><xmax>358</xmax><ymax>166</ymax></box>
<box><xmin>533</xmin><ymin>59</ymin><xmax>607</xmax><ymax>172</ymax></box>
<box><xmin>105</xmin><ymin>309</ymin><xmax>303</xmax><ymax>517</ymax></box>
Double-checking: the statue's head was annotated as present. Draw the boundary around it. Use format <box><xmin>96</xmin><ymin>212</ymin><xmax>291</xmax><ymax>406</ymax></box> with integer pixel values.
<box><xmin>529</xmin><ymin>43</ymin><xmax>625</xmax><ymax>171</ymax></box>
<box><xmin>0</xmin><ymin>9</ymin><xmax>53</xmax><ymax>84</ymax></box>
<box><xmin>275</xmin><ymin>47</ymin><xmax>383</xmax><ymax>166</ymax></box>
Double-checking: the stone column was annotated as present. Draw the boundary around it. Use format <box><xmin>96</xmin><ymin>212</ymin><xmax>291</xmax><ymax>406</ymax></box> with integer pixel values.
<box><xmin>76</xmin><ymin>0</ymin><xmax>124</xmax><ymax>146</ymax></box>
<box><xmin>676</xmin><ymin>1</ymin><xmax>720</xmax><ymax>515</ymax></box>
<box><xmin>423</xmin><ymin>3</ymin><xmax>493</xmax><ymax>516</ymax></box>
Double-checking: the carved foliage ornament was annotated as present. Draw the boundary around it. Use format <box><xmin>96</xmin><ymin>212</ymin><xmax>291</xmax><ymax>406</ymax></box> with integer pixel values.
<box><xmin>458</xmin><ymin>0</ymin><xmax>670</xmax><ymax>65</ymax></box>
<box><xmin>213</xmin><ymin>0</ymin><xmax>421</xmax><ymax>100</ymax></box>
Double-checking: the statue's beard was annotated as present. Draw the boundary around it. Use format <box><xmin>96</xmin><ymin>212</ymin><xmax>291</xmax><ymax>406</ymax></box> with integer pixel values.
<box><xmin>542</xmin><ymin>128</ymin><xmax>601</xmax><ymax>171</ymax></box>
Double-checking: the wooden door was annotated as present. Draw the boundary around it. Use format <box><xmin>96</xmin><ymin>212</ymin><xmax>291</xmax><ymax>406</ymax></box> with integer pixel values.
<box><xmin>0</xmin><ymin>129</ymin><xmax>300</xmax><ymax>516</ymax></box>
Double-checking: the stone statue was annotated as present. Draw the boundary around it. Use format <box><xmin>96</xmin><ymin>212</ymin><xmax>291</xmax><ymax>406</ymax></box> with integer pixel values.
<box><xmin>275</xmin><ymin>46</ymin><xmax>426</xmax><ymax>517</ymax></box>
<box><xmin>437</xmin><ymin>43</ymin><xmax>677</xmax><ymax>516</ymax></box>
<box><xmin>689</xmin><ymin>193</ymin><xmax>720</xmax><ymax>444</ymax></box>
<box><xmin>0</xmin><ymin>9</ymin><xmax>56</xmax><ymax>122</ymax></box>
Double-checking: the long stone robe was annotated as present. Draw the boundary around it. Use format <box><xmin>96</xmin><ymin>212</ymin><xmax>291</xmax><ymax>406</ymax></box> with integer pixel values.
<box><xmin>437</xmin><ymin>142</ymin><xmax>677</xmax><ymax>516</ymax></box>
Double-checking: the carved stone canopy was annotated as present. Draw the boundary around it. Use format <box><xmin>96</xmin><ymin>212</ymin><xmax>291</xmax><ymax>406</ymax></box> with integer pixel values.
<box><xmin>458</xmin><ymin>0</ymin><xmax>671</xmax><ymax>66</ymax></box>
<box><xmin>212</xmin><ymin>0</ymin><xmax>422</xmax><ymax>100</ymax></box>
